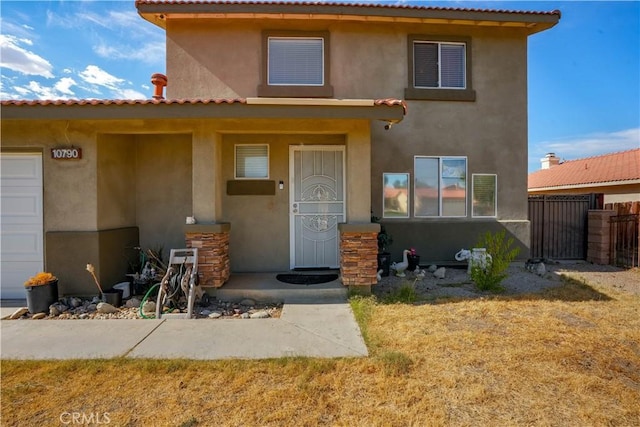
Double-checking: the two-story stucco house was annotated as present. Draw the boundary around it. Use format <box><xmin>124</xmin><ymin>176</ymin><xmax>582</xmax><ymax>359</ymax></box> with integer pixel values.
<box><xmin>0</xmin><ymin>1</ymin><xmax>560</xmax><ymax>298</ymax></box>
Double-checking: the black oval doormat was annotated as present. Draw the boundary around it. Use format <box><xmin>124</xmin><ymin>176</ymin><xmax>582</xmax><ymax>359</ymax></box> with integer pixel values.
<box><xmin>276</xmin><ymin>273</ymin><xmax>339</xmax><ymax>285</ymax></box>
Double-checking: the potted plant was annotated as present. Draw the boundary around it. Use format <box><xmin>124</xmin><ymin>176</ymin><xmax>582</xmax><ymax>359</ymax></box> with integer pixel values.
<box><xmin>407</xmin><ymin>247</ymin><xmax>421</xmax><ymax>272</ymax></box>
<box><xmin>372</xmin><ymin>214</ymin><xmax>393</xmax><ymax>277</ymax></box>
<box><xmin>24</xmin><ymin>272</ymin><xmax>59</xmax><ymax>314</ymax></box>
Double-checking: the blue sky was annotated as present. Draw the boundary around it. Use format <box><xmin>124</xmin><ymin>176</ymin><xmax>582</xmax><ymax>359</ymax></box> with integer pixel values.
<box><xmin>1</xmin><ymin>1</ymin><xmax>638</xmax><ymax>172</ymax></box>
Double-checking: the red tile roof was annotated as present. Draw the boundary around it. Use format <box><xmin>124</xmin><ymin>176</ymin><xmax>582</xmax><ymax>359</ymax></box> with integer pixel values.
<box><xmin>135</xmin><ymin>0</ymin><xmax>561</xmax><ymax>17</ymax></box>
<box><xmin>0</xmin><ymin>98</ymin><xmax>246</xmax><ymax>106</ymax></box>
<box><xmin>528</xmin><ymin>149</ymin><xmax>640</xmax><ymax>190</ymax></box>
<box><xmin>0</xmin><ymin>97</ymin><xmax>405</xmax><ymax>109</ymax></box>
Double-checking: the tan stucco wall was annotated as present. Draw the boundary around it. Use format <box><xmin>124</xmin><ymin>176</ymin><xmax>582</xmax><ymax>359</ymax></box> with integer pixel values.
<box><xmin>2</xmin><ymin>117</ymin><xmax>372</xmax><ymax>285</ymax></box>
<box><xmin>164</xmin><ymin>20</ymin><xmax>533</xmax><ymax>263</ymax></box>
<box><xmin>221</xmin><ymin>133</ymin><xmax>345</xmax><ymax>272</ymax></box>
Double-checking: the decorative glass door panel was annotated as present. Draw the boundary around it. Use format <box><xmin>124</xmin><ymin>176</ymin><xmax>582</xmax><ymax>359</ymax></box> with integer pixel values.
<box><xmin>290</xmin><ymin>146</ymin><xmax>345</xmax><ymax>269</ymax></box>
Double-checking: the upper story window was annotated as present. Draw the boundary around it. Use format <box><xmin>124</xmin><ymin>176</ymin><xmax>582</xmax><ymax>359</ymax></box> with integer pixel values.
<box><xmin>259</xmin><ymin>31</ymin><xmax>333</xmax><ymax>98</ymax></box>
<box><xmin>268</xmin><ymin>37</ymin><xmax>324</xmax><ymax>86</ymax></box>
<box><xmin>405</xmin><ymin>35</ymin><xmax>476</xmax><ymax>102</ymax></box>
<box><xmin>414</xmin><ymin>41</ymin><xmax>466</xmax><ymax>89</ymax></box>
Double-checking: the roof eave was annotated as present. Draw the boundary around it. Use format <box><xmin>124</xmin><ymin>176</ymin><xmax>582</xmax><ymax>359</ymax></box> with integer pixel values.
<box><xmin>0</xmin><ymin>98</ymin><xmax>407</xmax><ymax>123</ymax></box>
<box><xmin>136</xmin><ymin>2</ymin><xmax>560</xmax><ymax>34</ymax></box>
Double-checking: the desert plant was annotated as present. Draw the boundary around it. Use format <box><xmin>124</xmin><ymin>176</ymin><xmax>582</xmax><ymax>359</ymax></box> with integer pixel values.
<box><xmin>24</xmin><ymin>272</ymin><xmax>57</xmax><ymax>287</ymax></box>
<box><xmin>471</xmin><ymin>230</ymin><xmax>520</xmax><ymax>292</ymax></box>
<box><xmin>383</xmin><ymin>279</ymin><xmax>418</xmax><ymax>304</ymax></box>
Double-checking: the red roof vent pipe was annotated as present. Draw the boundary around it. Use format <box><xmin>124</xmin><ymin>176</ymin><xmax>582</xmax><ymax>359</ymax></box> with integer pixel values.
<box><xmin>151</xmin><ymin>73</ymin><xmax>167</xmax><ymax>100</ymax></box>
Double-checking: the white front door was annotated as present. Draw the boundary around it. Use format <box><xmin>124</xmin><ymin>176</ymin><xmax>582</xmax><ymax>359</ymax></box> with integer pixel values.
<box><xmin>290</xmin><ymin>146</ymin><xmax>345</xmax><ymax>269</ymax></box>
<box><xmin>1</xmin><ymin>153</ymin><xmax>44</xmax><ymax>299</ymax></box>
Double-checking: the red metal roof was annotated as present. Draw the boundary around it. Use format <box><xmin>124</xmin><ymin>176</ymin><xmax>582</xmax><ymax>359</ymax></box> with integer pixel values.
<box><xmin>528</xmin><ymin>148</ymin><xmax>640</xmax><ymax>190</ymax></box>
<box><xmin>135</xmin><ymin>0</ymin><xmax>561</xmax><ymax>17</ymax></box>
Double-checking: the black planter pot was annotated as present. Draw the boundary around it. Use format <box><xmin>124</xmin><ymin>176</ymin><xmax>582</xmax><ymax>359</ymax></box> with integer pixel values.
<box><xmin>25</xmin><ymin>280</ymin><xmax>59</xmax><ymax>314</ymax></box>
<box><xmin>102</xmin><ymin>288</ymin><xmax>123</xmax><ymax>307</ymax></box>
<box><xmin>407</xmin><ymin>255</ymin><xmax>421</xmax><ymax>272</ymax></box>
<box><xmin>377</xmin><ymin>252</ymin><xmax>391</xmax><ymax>277</ymax></box>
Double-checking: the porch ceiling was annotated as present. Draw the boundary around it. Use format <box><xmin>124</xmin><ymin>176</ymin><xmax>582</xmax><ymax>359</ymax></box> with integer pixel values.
<box><xmin>0</xmin><ymin>98</ymin><xmax>406</xmax><ymax>124</ymax></box>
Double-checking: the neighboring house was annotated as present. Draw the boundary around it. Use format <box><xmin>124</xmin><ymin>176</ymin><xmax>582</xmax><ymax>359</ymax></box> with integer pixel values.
<box><xmin>0</xmin><ymin>1</ymin><xmax>560</xmax><ymax>298</ymax></box>
<box><xmin>528</xmin><ymin>150</ymin><xmax>640</xmax><ymax>204</ymax></box>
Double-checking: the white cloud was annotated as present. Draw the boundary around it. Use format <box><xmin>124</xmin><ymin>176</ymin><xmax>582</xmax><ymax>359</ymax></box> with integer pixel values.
<box><xmin>530</xmin><ymin>128</ymin><xmax>640</xmax><ymax>168</ymax></box>
<box><xmin>0</xmin><ymin>34</ymin><xmax>54</xmax><ymax>78</ymax></box>
<box><xmin>94</xmin><ymin>41</ymin><xmax>165</xmax><ymax>65</ymax></box>
<box><xmin>117</xmin><ymin>88</ymin><xmax>146</xmax><ymax>100</ymax></box>
<box><xmin>78</xmin><ymin>65</ymin><xmax>124</xmax><ymax>90</ymax></box>
<box><xmin>54</xmin><ymin>77</ymin><xmax>77</xmax><ymax>96</ymax></box>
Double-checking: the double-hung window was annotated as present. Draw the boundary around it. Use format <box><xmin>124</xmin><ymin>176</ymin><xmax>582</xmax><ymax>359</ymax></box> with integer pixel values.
<box><xmin>259</xmin><ymin>31</ymin><xmax>333</xmax><ymax>97</ymax></box>
<box><xmin>405</xmin><ymin>35</ymin><xmax>475</xmax><ymax>101</ymax></box>
<box><xmin>414</xmin><ymin>156</ymin><xmax>467</xmax><ymax>217</ymax></box>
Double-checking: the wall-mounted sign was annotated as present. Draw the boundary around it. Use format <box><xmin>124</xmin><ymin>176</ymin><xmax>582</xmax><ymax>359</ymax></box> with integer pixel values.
<box><xmin>51</xmin><ymin>147</ymin><xmax>82</xmax><ymax>160</ymax></box>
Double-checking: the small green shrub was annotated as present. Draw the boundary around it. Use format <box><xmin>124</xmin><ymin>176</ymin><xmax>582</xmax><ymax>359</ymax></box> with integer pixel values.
<box><xmin>383</xmin><ymin>279</ymin><xmax>418</xmax><ymax>304</ymax></box>
<box><xmin>470</xmin><ymin>230</ymin><xmax>520</xmax><ymax>292</ymax></box>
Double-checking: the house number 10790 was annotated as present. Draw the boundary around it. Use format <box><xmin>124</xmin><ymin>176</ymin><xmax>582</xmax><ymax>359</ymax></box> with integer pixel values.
<box><xmin>51</xmin><ymin>148</ymin><xmax>82</xmax><ymax>160</ymax></box>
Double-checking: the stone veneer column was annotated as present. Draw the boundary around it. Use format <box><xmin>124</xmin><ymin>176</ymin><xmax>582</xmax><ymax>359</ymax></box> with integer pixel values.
<box><xmin>184</xmin><ymin>223</ymin><xmax>231</xmax><ymax>288</ymax></box>
<box><xmin>587</xmin><ymin>210</ymin><xmax>615</xmax><ymax>265</ymax></box>
<box><xmin>338</xmin><ymin>223</ymin><xmax>380</xmax><ymax>289</ymax></box>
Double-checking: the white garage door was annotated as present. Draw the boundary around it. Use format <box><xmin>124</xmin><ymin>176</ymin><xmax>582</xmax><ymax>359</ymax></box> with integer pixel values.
<box><xmin>1</xmin><ymin>153</ymin><xmax>44</xmax><ymax>299</ymax></box>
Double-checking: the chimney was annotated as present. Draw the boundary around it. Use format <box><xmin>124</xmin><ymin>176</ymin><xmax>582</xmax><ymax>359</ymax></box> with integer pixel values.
<box><xmin>541</xmin><ymin>152</ymin><xmax>560</xmax><ymax>169</ymax></box>
<box><xmin>151</xmin><ymin>73</ymin><xmax>167</xmax><ymax>100</ymax></box>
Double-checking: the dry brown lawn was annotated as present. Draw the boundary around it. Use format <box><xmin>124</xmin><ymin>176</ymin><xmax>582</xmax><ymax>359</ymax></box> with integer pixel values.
<box><xmin>2</xmin><ymin>272</ymin><xmax>639</xmax><ymax>426</ymax></box>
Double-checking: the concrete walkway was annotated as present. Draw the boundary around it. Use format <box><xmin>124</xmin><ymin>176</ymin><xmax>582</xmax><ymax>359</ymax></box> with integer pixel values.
<box><xmin>0</xmin><ymin>297</ymin><xmax>368</xmax><ymax>360</ymax></box>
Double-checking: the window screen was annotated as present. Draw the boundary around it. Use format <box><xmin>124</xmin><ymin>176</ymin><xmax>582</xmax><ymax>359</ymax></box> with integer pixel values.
<box><xmin>413</xmin><ymin>41</ymin><xmax>466</xmax><ymax>89</ymax></box>
<box><xmin>268</xmin><ymin>37</ymin><xmax>324</xmax><ymax>86</ymax></box>
<box><xmin>235</xmin><ymin>145</ymin><xmax>269</xmax><ymax>179</ymax></box>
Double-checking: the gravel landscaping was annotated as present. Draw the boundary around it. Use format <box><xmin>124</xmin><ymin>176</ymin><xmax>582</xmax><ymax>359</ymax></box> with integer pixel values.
<box><xmin>373</xmin><ymin>261</ymin><xmax>640</xmax><ymax>301</ymax></box>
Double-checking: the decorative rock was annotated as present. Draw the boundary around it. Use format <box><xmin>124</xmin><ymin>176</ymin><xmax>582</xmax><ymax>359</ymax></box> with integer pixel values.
<box><xmin>9</xmin><ymin>307</ymin><xmax>28</xmax><ymax>319</ymax></box>
<box><xmin>125</xmin><ymin>298</ymin><xmax>141</xmax><ymax>308</ymax></box>
<box><xmin>96</xmin><ymin>302</ymin><xmax>119</xmax><ymax>314</ymax></box>
<box><xmin>79</xmin><ymin>313</ymin><xmax>89</xmax><ymax>319</ymax></box>
<box><xmin>32</xmin><ymin>312</ymin><xmax>47</xmax><ymax>320</ymax></box>
<box><xmin>241</xmin><ymin>312</ymin><xmax>250</xmax><ymax>319</ymax></box>
<box><xmin>240</xmin><ymin>298</ymin><xmax>256</xmax><ymax>307</ymax></box>
<box><xmin>86</xmin><ymin>304</ymin><xmax>97</xmax><ymax>312</ymax></box>
<box><xmin>208</xmin><ymin>312</ymin><xmax>222</xmax><ymax>319</ymax></box>
<box><xmin>427</xmin><ymin>265</ymin><xmax>438</xmax><ymax>273</ymax></box>
<box><xmin>50</xmin><ymin>302</ymin><xmax>68</xmax><ymax>316</ymax></box>
<box><xmin>69</xmin><ymin>297</ymin><xmax>83</xmax><ymax>308</ymax></box>
<box><xmin>142</xmin><ymin>301</ymin><xmax>156</xmax><ymax>313</ymax></box>
<box><xmin>200</xmin><ymin>309</ymin><xmax>211</xmax><ymax>316</ymax></box>
<box><xmin>535</xmin><ymin>262</ymin><xmax>546</xmax><ymax>277</ymax></box>
<box><xmin>91</xmin><ymin>296</ymin><xmax>101</xmax><ymax>304</ymax></box>
<box><xmin>433</xmin><ymin>267</ymin><xmax>446</xmax><ymax>279</ymax></box>
<box><xmin>250</xmin><ymin>311</ymin><xmax>270</xmax><ymax>319</ymax></box>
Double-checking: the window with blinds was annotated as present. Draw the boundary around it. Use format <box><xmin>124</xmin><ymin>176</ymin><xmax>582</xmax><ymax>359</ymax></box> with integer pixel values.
<box><xmin>414</xmin><ymin>41</ymin><xmax>466</xmax><ymax>89</ymax></box>
<box><xmin>268</xmin><ymin>37</ymin><xmax>324</xmax><ymax>86</ymax></box>
<box><xmin>235</xmin><ymin>144</ymin><xmax>269</xmax><ymax>179</ymax></box>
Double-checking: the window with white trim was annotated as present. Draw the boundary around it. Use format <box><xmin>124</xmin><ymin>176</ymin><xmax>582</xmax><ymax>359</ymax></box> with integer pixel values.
<box><xmin>472</xmin><ymin>174</ymin><xmax>497</xmax><ymax>217</ymax></box>
<box><xmin>235</xmin><ymin>144</ymin><xmax>269</xmax><ymax>179</ymax></box>
<box><xmin>414</xmin><ymin>156</ymin><xmax>467</xmax><ymax>217</ymax></box>
<box><xmin>414</xmin><ymin>41</ymin><xmax>466</xmax><ymax>89</ymax></box>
